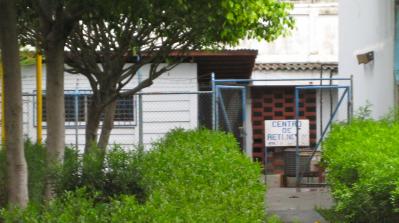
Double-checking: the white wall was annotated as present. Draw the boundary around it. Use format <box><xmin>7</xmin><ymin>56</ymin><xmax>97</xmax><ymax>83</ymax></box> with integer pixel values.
<box><xmin>237</xmin><ymin>2</ymin><xmax>338</xmax><ymax>63</ymax></box>
<box><xmin>339</xmin><ymin>0</ymin><xmax>395</xmax><ymax>119</ymax></box>
<box><xmin>19</xmin><ymin>63</ymin><xmax>198</xmax><ymax>149</ymax></box>
<box><xmin>245</xmin><ymin>88</ymin><xmax>253</xmax><ymax>157</ymax></box>
<box><xmin>251</xmin><ymin>69</ymin><xmax>339</xmax><ymax>86</ymax></box>
<box><xmin>316</xmin><ymin>88</ymin><xmax>338</xmax><ymax>148</ymax></box>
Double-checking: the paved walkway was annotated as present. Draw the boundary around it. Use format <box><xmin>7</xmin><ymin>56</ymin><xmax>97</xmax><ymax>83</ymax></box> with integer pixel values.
<box><xmin>266</xmin><ymin>188</ymin><xmax>333</xmax><ymax>223</ymax></box>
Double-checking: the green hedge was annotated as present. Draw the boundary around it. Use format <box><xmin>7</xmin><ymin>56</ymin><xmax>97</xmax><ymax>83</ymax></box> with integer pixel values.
<box><xmin>1</xmin><ymin>129</ymin><xmax>266</xmax><ymax>222</ymax></box>
<box><xmin>322</xmin><ymin>119</ymin><xmax>399</xmax><ymax>222</ymax></box>
<box><xmin>0</xmin><ymin>142</ymin><xmax>143</xmax><ymax>206</ymax></box>
<box><xmin>137</xmin><ymin>129</ymin><xmax>265</xmax><ymax>222</ymax></box>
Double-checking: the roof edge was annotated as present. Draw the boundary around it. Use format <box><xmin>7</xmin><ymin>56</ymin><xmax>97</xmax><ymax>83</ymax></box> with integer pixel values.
<box><xmin>254</xmin><ymin>62</ymin><xmax>338</xmax><ymax>71</ymax></box>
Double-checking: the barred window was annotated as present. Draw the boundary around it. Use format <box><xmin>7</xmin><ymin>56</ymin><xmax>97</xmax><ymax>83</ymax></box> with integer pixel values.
<box><xmin>41</xmin><ymin>93</ymin><xmax>134</xmax><ymax>126</ymax></box>
<box><xmin>114</xmin><ymin>97</ymin><xmax>135</xmax><ymax>121</ymax></box>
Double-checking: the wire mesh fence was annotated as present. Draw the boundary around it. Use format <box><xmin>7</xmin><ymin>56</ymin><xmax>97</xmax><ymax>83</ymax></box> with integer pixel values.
<box><xmin>137</xmin><ymin>91</ymin><xmax>212</xmax><ymax>148</ymax></box>
<box><xmin>6</xmin><ymin>91</ymin><xmax>213</xmax><ymax>150</ymax></box>
<box><xmin>215</xmin><ymin>87</ymin><xmax>246</xmax><ymax>150</ymax></box>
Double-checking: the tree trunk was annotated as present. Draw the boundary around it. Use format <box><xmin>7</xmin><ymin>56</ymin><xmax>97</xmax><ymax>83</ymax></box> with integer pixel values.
<box><xmin>44</xmin><ymin>39</ymin><xmax>66</xmax><ymax>201</ymax></box>
<box><xmin>0</xmin><ymin>0</ymin><xmax>29</xmax><ymax>208</ymax></box>
<box><xmin>98</xmin><ymin>100</ymin><xmax>117</xmax><ymax>150</ymax></box>
<box><xmin>84</xmin><ymin>99</ymin><xmax>102</xmax><ymax>153</ymax></box>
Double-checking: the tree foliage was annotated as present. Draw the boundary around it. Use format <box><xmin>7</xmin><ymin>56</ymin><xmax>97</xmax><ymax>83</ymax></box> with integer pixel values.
<box><xmin>62</xmin><ymin>0</ymin><xmax>294</xmax><ymax>149</ymax></box>
<box><xmin>19</xmin><ymin>50</ymin><xmax>35</xmax><ymax>66</ymax></box>
<box><xmin>65</xmin><ymin>0</ymin><xmax>294</xmax><ymax>95</ymax></box>
<box><xmin>17</xmin><ymin>0</ymin><xmax>293</xmax><ymax>47</ymax></box>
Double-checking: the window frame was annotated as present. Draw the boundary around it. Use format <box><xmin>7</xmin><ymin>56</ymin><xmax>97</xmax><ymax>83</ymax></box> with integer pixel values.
<box><xmin>34</xmin><ymin>90</ymin><xmax>136</xmax><ymax>128</ymax></box>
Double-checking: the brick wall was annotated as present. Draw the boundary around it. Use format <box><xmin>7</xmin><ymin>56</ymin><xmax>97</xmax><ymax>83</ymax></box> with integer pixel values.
<box><xmin>251</xmin><ymin>86</ymin><xmax>317</xmax><ymax>174</ymax></box>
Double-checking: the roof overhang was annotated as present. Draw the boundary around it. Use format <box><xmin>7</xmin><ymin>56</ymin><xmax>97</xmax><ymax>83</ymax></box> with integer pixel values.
<box><xmin>64</xmin><ymin>49</ymin><xmax>258</xmax><ymax>90</ymax></box>
<box><xmin>194</xmin><ymin>50</ymin><xmax>258</xmax><ymax>89</ymax></box>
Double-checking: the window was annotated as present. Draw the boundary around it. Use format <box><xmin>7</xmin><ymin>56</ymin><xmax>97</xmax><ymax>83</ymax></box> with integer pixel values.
<box><xmin>114</xmin><ymin>97</ymin><xmax>135</xmax><ymax>122</ymax></box>
<box><xmin>41</xmin><ymin>92</ymin><xmax>135</xmax><ymax>127</ymax></box>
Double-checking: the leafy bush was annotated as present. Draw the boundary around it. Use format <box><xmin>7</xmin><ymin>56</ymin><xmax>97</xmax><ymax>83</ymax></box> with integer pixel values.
<box><xmin>266</xmin><ymin>214</ymin><xmax>283</xmax><ymax>223</ymax></box>
<box><xmin>0</xmin><ymin>142</ymin><xmax>143</xmax><ymax>207</ymax></box>
<box><xmin>322</xmin><ymin>119</ymin><xmax>399</xmax><ymax>222</ymax></box>
<box><xmin>1</xmin><ymin>129</ymin><xmax>266</xmax><ymax>222</ymax></box>
<box><xmin>61</xmin><ymin>145</ymin><xmax>144</xmax><ymax>200</ymax></box>
<box><xmin>1</xmin><ymin>189</ymin><xmax>123</xmax><ymax>223</ymax></box>
<box><xmin>137</xmin><ymin>129</ymin><xmax>266</xmax><ymax>222</ymax></box>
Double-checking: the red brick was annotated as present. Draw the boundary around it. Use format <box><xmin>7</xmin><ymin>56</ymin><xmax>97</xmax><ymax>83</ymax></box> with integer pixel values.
<box><xmin>272</xmin><ymin>159</ymin><xmax>285</xmax><ymax>167</ymax></box>
<box><xmin>251</xmin><ymin>86</ymin><xmax>317</xmax><ymax>172</ymax></box>
<box><xmin>273</xmin><ymin>170</ymin><xmax>285</xmax><ymax>175</ymax></box>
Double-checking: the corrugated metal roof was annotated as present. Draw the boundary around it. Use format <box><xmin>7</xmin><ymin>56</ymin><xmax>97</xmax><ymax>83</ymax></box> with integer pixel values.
<box><xmin>254</xmin><ymin>63</ymin><xmax>338</xmax><ymax>71</ymax></box>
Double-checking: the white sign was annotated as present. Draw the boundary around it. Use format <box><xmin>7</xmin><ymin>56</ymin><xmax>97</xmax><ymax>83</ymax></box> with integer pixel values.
<box><xmin>264</xmin><ymin>120</ymin><xmax>310</xmax><ymax>147</ymax></box>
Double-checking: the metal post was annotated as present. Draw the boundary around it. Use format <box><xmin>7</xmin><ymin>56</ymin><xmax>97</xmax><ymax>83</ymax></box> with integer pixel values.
<box><xmin>84</xmin><ymin>95</ymin><xmax>88</xmax><ymax>123</ymax></box>
<box><xmin>295</xmin><ymin>87</ymin><xmax>300</xmax><ymax>192</ymax></box>
<box><xmin>215</xmin><ymin>87</ymin><xmax>220</xmax><ymax>130</ymax></box>
<box><xmin>320</xmin><ymin>66</ymin><xmax>324</xmax><ymax>139</ymax></box>
<box><xmin>241</xmin><ymin>87</ymin><xmax>247</xmax><ymax>154</ymax></box>
<box><xmin>74</xmin><ymin>85</ymin><xmax>79</xmax><ymax>149</ymax></box>
<box><xmin>349</xmin><ymin>75</ymin><xmax>354</xmax><ymax>122</ymax></box>
<box><xmin>36</xmin><ymin>53</ymin><xmax>43</xmax><ymax>144</ymax></box>
<box><xmin>264</xmin><ymin>146</ymin><xmax>268</xmax><ymax>184</ymax></box>
<box><xmin>329</xmin><ymin>70</ymin><xmax>334</xmax><ymax>118</ymax></box>
<box><xmin>138</xmin><ymin>71</ymin><xmax>143</xmax><ymax>147</ymax></box>
<box><xmin>347</xmin><ymin>88</ymin><xmax>351</xmax><ymax>123</ymax></box>
<box><xmin>138</xmin><ymin>94</ymin><xmax>143</xmax><ymax>147</ymax></box>
<box><xmin>211</xmin><ymin>72</ymin><xmax>216</xmax><ymax>130</ymax></box>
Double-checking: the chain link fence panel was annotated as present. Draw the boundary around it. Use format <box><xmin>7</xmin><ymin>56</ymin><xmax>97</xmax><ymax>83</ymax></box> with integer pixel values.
<box><xmin>1</xmin><ymin>91</ymin><xmax>213</xmax><ymax>151</ymax></box>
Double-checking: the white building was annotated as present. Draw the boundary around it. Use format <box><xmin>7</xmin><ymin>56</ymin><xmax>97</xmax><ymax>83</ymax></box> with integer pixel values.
<box><xmin>240</xmin><ymin>0</ymin><xmax>338</xmax><ymax>63</ymax></box>
<box><xmin>18</xmin><ymin>51</ymin><xmax>258</xmax><ymax>149</ymax></box>
<box><xmin>339</xmin><ymin>0</ymin><xmax>396</xmax><ymax>118</ymax></box>
<box><xmin>20</xmin><ymin>63</ymin><xmax>198</xmax><ymax>149</ymax></box>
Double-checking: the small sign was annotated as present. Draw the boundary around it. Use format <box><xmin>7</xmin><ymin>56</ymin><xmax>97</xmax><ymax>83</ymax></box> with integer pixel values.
<box><xmin>264</xmin><ymin>120</ymin><xmax>309</xmax><ymax>147</ymax></box>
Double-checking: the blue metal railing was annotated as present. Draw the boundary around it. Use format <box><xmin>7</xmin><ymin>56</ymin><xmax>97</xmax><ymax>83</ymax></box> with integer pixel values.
<box><xmin>295</xmin><ymin>85</ymin><xmax>351</xmax><ymax>188</ymax></box>
<box><xmin>212</xmin><ymin>75</ymin><xmax>353</xmax><ymax>188</ymax></box>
